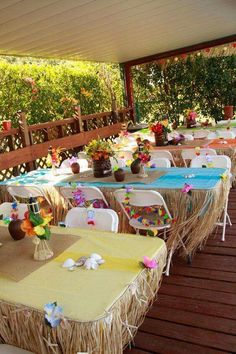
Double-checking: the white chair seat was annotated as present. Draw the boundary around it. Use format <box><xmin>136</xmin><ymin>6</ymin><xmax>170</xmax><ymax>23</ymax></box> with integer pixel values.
<box><xmin>0</xmin><ymin>344</ymin><xmax>33</xmax><ymax>353</ymax></box>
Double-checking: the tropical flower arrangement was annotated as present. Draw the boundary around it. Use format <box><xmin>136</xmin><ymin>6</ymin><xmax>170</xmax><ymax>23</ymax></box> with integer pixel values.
<box><xmin>46</xmin><ymin>146</ymin><xmax>64</xmax><ymax>168</ymax></box>
<box><xmin>186</xmin><ymin>109</ymin><xmax>197</xmax><ymax>128</ymax></box>
<box><xmin>84</xmin><ymin>138</ymin><xmax>115</xmax><ymax>160</ymax></box>
<box><xmin>133</xmin><ymin>139</ymin><xmax>151</xmax><ymax>164</ymax></box>
<box><xmin>150</xmin><ymin>119</ymin><xmax>171</xmax><ymax>134</ymax></box>
<box><xmin>21</xmin><ymin>208</ymin><xmax>52</xmax><ymax>239</ymax></box>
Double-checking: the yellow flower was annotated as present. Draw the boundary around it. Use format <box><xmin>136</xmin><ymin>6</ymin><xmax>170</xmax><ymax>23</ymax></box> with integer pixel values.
<box><xmin>161</xmin><ymin>119</ymin><xmax>169</xmax><ymax>128</ymax></box>
<box><xmin>41</xmin><ymin>215</ymin><xmax>53</xmax><ymax>226</ymax></box>
<box><xmin>34</xmin><ymin>225</ymin><xmax>46</xmax><ymax>236</ymax></box>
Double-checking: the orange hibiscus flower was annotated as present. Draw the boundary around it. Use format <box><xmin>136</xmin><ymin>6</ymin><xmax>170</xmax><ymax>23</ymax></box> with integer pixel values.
<box><xmin>21</xmin><ymin>219</ymin><xmax>36</xmax><ymax>237</ymax></box>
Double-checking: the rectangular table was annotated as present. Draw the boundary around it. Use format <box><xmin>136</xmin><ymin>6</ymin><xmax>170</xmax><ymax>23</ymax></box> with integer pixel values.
<box><xmin>0</xmin><ymin>225</ymin><xmax>166</xmax><ymax>354</ymax></box>
<box><xmin>0</xmin><ymin>167</ymin><xmax>230</xmax><ymax>256</ymax></box>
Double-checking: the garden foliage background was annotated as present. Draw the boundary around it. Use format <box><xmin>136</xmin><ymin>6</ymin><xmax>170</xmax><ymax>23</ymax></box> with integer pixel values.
<box><xmin>132</xmin><ymin>54</ymin><xmax>236</xmax><ymax>123</ymax></box>
<box><xmin>0</xmin><ymin>53</ymin><xmax>235</xmax><ymax>126</ymax></box>
<box><xmin>0</xmin><ymin>56</ymin><xmax>124</xmax><ymax>126</ymax></box>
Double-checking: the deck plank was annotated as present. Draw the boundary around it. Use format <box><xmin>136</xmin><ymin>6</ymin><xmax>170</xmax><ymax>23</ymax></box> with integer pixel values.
<box><xmin>124</xmin><ymin>190</ymin><xmax>236</xmax><ymax>354</ymax></box>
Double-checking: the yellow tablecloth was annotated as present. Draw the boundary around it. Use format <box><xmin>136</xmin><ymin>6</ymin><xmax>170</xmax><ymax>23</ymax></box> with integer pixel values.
<box><xmin>0</xmin><ymin>225</ymin><xmax>166</xmax><ymax>354</ymax></box>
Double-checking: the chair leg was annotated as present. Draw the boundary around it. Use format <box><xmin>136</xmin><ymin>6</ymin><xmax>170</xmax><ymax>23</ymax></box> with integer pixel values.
<box><xmin>165</xmin><ymin>246</ymin><xmax>174</xmax><ymax>276</ymax></box>
<box><xmin>227</xmin><ymin>212</ymin><xmax>232</xmax><ymax>226</ymax></box>
<box><xmin>221</xmin><ymin>207</ymin><xmax>227</xmax><ymax>242</ymax></box>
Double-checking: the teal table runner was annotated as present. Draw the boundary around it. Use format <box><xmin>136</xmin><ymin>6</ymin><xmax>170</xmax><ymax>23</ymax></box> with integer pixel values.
<box><xmin>0</xmin><ymin>167</ymin><xmax>225</xmax><ymax>190</ymax></box>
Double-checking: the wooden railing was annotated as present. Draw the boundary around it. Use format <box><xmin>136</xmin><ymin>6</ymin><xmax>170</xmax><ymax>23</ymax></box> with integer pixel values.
<box><xmin>0</xmin><ymin>107</ymin><xmax>133</xmax><ymax>181</ymax></box>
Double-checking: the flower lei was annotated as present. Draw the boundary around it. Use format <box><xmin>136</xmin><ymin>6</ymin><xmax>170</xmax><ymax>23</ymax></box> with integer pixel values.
<box><xmin>123</xmin><ymin>187</ymin><xmax>171</xmax><ymax>227</ymax></box>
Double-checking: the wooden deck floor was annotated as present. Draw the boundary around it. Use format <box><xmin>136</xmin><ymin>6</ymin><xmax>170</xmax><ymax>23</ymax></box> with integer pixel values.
<box><xmin>124</xmin><ymin>189</ymin><xmax>236</xmax><ymax>354</ymax></box>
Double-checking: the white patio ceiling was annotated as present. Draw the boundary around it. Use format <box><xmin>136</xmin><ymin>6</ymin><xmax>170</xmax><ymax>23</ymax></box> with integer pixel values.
<box><xmin>0</xmin><ymin>0</ymin><xmax>235</xmax><ymax>63</ymax></box>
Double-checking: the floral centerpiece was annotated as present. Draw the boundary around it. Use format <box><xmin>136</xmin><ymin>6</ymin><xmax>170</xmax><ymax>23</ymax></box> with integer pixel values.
<box><xmin>21</xmin><ymin>197</ymin><xmax>53</xmax><ymax>261</ymax></box>
<box><xmin>150</xmin><ymin>118</ymin><xmax>171</xmax><ymax>146</ymax></box>
<box><xmin>84</xmin><ymin>138</ymin><xmax>115</xmax><ymax>178</ymax></box>
<box><xmin>186</xmin><ymin>109</ymin><xmax>197</xmax><ymax>128</ymax></box>
<box><xmin>46</xmin><ymin>146</ymin><xmax>64</xmax><ymax>175</ymax></box>
<box><xmin>132</xmin><ymin>140</ymin><xmax>151</xmax><ymax>178</ymax></box>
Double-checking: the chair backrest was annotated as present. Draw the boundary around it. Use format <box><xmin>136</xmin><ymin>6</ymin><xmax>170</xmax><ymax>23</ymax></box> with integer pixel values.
<box><xmin>207</xmin><ymin>132</ymin><xmax>217</xmax><ymax>139</ymax></box>
<box><xmin>60</xmin><ymin>186</ymin><xmax>109</xmax><ymax>208</ymax></box>
<box><xmin>217</xmin><ymin>130</ymin><xmax>236</xmax><ymax>139</ymax></box>
<box><xmin>183</xmin><ymin>134</ymin><xmax>194</xmax><ymax>141</ymax></box>
<box><xmin>193</xmin><ymin>130</ymin><xmax>210</xmax><ymax>139</ymax></box>
<box><xmin>150</xmin><ymin>150</ymin><xmax>176</xmax><ymax>166</ymax></box>
<box><xmin>7</xmin><ymin>185</ymin><xmax>45</xmax><ymax>201</ymax></box>
<box><xmin>65</xmin><ymin>207</ymin><xmax>119</xmax><ymax>232</ymax></box>
<box><xmin>114</xmin><ymin>189</ymin><xmax>172</xmax><ymax>221</ymax></box>
<box><xmin>0</xmin><ymin>202</ymin><xmax>28</xmax><ymax>219</ymax></box>
<box><xmin>110</xmin><ymin>157</ymin><xmax>126</xmax><ymax>168</ymax></box>
<box><xmin>181</xmin><ymin>148</ymin><xmax>217</xmax><ymax>167</ymax></box>
<box><xmin>190</xmin><ymin>155</ymin><xmax>231</xmax><ymax>170</ymax></box>
<box><xmin>115</xmin><ymin>150</ymin><xmax>133</xmax><ymax>161</ymax></box>
<box><xmin>149</xmin><ymin>157</ymin><xmax>171</xmax><ymax>168</ymax></box>
<box><xmin>60</xmin><ymin>158</ymin><xmax>89</xmax><ymax>171</ymax></box>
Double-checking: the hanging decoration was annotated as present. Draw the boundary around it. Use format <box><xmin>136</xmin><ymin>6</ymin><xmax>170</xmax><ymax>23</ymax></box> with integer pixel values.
<box><xmin>150</xmin><ymin>41</ymin><xmax>236</xmax><ymax>69</ymax></box>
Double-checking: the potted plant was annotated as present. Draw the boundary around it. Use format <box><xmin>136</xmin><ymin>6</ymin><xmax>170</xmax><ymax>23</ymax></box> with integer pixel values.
<box><xmin>2</xmin><ymin>120</ymin><xmax>12</xmax><ymax>131</ymax></box>
<box><xmin>84</xmin><ymin>138</ymin><xmax>115</xmax><ymax>178</ymax></box>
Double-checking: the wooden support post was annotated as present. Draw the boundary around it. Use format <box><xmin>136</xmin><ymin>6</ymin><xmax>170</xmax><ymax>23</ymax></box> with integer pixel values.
<box><xmin>74</xmin><ymin>105</ymin><xmax>84</xmax><ymax>132</ymax></box>
<box><xmin>123</xmin><ymin>64</ymin><xmax>135</xmax><ymax>124</ymax></box>
<box><xmin>17</xmin><ymin>111</ymin><xmax>35</xmax><ymax>171</ymax></box>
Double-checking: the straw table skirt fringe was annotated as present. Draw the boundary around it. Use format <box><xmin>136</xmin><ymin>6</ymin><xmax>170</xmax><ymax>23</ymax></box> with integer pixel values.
<box><xmin>0</xmin><ymin>249</ymin><xmax>166</xmax><ymax>354</ymax></box>
<box><xmin>0</xmin><ymin>180</ymin><xmax>229</xmax><ymax>256</ymax></box>
<box><xmin>101</xmin><ymin>181</ymin><xmax>230</xmax><ymax>256</ymax></box>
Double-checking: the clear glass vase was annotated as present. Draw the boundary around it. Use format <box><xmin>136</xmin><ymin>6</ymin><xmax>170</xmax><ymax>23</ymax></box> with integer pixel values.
<box><xmin>33</xmin><ymin>238</ymin><xmax>54</xmax><ymax>261</ymax></box>
<box><xmin>138</xmin><ymin>163</ymin><xmax>148</xmax><ymax>178</ymax></box>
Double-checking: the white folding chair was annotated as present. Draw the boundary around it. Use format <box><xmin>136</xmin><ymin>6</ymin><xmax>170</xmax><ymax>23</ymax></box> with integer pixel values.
<box><xmin>183</xmin><ymin>134</ymin><xmax>194</xmax><ymax>141</ymax></box>
<box><xmin>193</xmin><ymin>130</ymin><xmax>210</xmax><ymax>139</ymax></box>
<box><xmin>60</xmin><ymin>186</ymin><xmax>109</xmax><ymax>208</ymax></box>
<box><xmin>114</xmin><ymin>189</ymin><xmax>179</xmax><ymax>275</ymax></box>
<box><xmin>207</xmin><ymin>132</ymin><xmax>217</xmax><ymax>139</ymax></box>
<box><xmin>190</xmin><ymin>155</ymin><xmax>231</xmax><ymax>170</ymax></box>
<box><xmin>191</xmin><ymin>155</ymin><xmax>232</xmax><ymax>241</ymax></box>
<box><xmin>65</xmin><ymin>207</ymin><xmax>119</xmax><ymax>232</ymax></box>
<box><xmin>149</xmin><ymin>158</ymin><xmax>171</xmax><ymax>168</ymax></box>
<box><xmin>150</xmin><ymin>150</ymin><xmax>176</xmax><ymax>167</ymax></box>
<box><xmin>0</xmin><ymin>344</ymin><xmax>33</xmax><ymax>353</ymax></box>
<box><xmin>115</xmin><ymin>150</ymin><xmax>133</xmax><ymax>161</ymax></box>
<box><xmin>0</xmin><ymin>202</ymin><xmax>28</xmax><ymax>220</ymax></box>
<box><xmin>60</xmin><ymin>158</ymin><xmax>89</xmax><ymax>171</ymax></box>
<box><xmin>181</xmin><ymin>148</ymin><xmax>217</xmax><ymax>167</ymax></box>
<box><xmin>110</xmin><ymin>157</ymin><xmax>126</xmax><ymax>168</ymax></box>
<box><xmin>6</xmin><ymin>185</ymin><xmax>51</xmax><ymax>206</ymax></box>
<box><xmin>216</xmin><ymin>130</ymin><xmax>236</xmax><ymax>139</ymax></box>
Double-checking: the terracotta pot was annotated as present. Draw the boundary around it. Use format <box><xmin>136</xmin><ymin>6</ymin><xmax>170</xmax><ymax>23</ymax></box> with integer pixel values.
<box><xmin>131</xmin><ymin>159</ymin><xmax>141</xmax><ymax>174</ymax></box>
<box><xmin>2</xmin><ymin>120</ymin><xmax>11</xmax><ymax>131</ymax></box>
<box><xmin>224</xmin><ymin>106</ymin><xmax>234</xmax><ymax>120</ymax></box>
<box><xmin>71</xmin><ymin>162</ymin><xmax>80</xmax><ymax>174</ymax></box>
<box><xmin>114</xmin><ymin>168</ymin><xmax>125</xmax><ymax>182</ymax></box>
<box><xmin>8</xmin><ymin>220</ymin><xmax>25</xmax><ymax>241</ymax></box>
<box><xmin>93</xmin><ymin>158</ymin><xmax>112</xmax><ymax>178</ymax></box>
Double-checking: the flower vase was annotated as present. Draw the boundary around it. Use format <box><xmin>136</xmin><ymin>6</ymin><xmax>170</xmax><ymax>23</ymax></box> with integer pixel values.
<box><xmin>33</xmin><ymin>238</ymin><xmax>54</xmax><ymax>261</ymax></box>
<box><xmin>154</xmin><ymin>132</ymin><xmax>166</xmax><ymax>146</ymax></box>
<box><xmin>138</xmin><ymin>163</ymin><xmax>148</xmax><ymax>178</ymax></box>
<box><xmin>93</xmin><ymin>158</ymin><xmax>112</xmax><ymax>178</ymax></box>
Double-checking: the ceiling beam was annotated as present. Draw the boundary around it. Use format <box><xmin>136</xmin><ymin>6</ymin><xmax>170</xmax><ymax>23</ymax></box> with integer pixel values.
<box><xmin>121</xmin><ymin>34</ymin><xmax>236</xmax><ymax>67</ymax></box>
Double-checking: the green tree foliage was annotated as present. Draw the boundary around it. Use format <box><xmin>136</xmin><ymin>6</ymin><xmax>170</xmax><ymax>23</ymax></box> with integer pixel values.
<box><xmin>132</xmin><ymin>54</ymin><xmax>236</xmax><ymax>123</ymax></box>
<box><xmin>0</xmin><ymin>56</ymin><xmax>123</xmax><ymax>126</ymax></box>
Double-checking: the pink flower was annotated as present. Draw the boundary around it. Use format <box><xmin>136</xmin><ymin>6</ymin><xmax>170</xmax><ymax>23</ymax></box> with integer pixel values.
<box><xmin>143</xmin><ymin>256</ymin><xmax>158</xmax><ymax>269</ymax></box>
<box><xmin>181</xmin><ymin>183</ymin><xmax>193</xmax><ymax>193</ymax></box>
